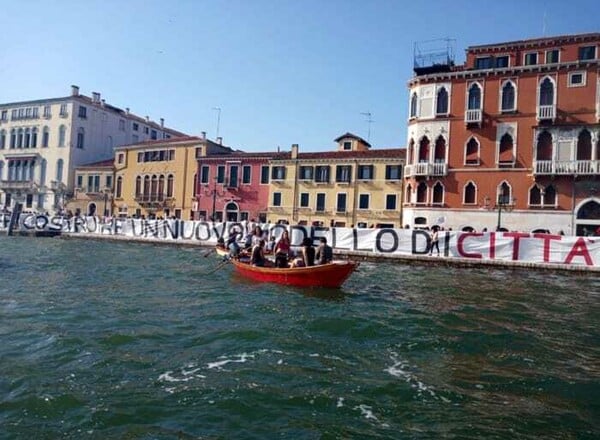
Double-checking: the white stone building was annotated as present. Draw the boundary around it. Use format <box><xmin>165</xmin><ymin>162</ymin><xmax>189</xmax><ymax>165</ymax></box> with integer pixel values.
<box><xmin>0</xmin><ymin>85</ymin><xmax>186</xmax><ymax>214</ymax></box>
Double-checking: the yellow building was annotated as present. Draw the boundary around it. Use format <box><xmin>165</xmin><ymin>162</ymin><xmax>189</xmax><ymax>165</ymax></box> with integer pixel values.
<box><xmin>67</xmin><ymin>158</ymin><xmax>114</xmax><ymax>217</ymax></box>
<box><xmin>114</xmin><ymin>135</ymin><xmax>232</xmax><ymax>220</ymax></box>
<box><xmin>267</xmin><ymin>133</ymin><xmax>406</xmax><ymax>228</ymax></box>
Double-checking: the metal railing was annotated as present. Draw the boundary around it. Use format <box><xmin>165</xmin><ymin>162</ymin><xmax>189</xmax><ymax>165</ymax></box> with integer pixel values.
<box><xmin>534</xmin><ymin>159</ymin><xmax>600</xmax><ymax>175</ymax></box>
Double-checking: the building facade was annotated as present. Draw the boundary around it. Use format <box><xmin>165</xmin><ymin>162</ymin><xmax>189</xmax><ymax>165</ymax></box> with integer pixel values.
<box><xmin>0</xmin><ymin>85</ymin><xmax>185</xmax><ymax>214</ymax></box>
<box><xmin>404</xmin><ymin>33</ymin><xmax>600</xmax><ymax>234</ymax></box>
<box><xmin>266</xmin><ymin>133</ymin><xmax>405</xmax><ymax>228</ymax></box>
<box><xmin>196</xmin><ymin>151</ymin><xmax>287</xmax><ymax>222</ymax></box>
<box><xmin>66</xmin><ymin>159</ymin><xmax>115</xmax><ymax>217</ymax></box>
<box><xmin>114</xmin><ymin>135</ymin><xmax>232</xmax><ymax>220</ymax></box>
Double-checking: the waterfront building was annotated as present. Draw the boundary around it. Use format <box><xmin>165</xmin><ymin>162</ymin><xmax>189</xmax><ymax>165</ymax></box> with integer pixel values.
<box><xmin>0</xmin><ymin>85</ymin><xmax>185</xmax><ymax>214</ymax></box>
<box><xmin>114</xmin><ymin>134</ymin><xmax>232</xmax><ymax>220</ymax></box>
<box><xmin>266</xmin><ymin>133</ymin><xmax>405</xmax><ymax>228</ymax></box>
<box><xmin>404</xmin><ymin>33</ymin><xmax>600</xmax><ymax>235</ymax></box>
<box><xmin>196</xmin><ymin>151</ymin><xmax>288</xmax><ymax>222</ymax></box>
<box><xmin>67</xmin><ymin>159</ymin><xmax>115</xmax><ymax>217</ymax></box>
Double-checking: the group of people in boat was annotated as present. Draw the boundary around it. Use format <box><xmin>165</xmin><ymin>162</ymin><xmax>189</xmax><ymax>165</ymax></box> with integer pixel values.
<box><xmin>217</xmin><ymin>227</ymin><xmax>333</xmax><ymax>268</ymax></box>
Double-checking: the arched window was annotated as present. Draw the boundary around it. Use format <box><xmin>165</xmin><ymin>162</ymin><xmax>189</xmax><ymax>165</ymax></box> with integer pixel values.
<box><xmin>10</xmin><ymin>129</ymin><xmax>16</xmax><ymax>148</ymax></box>
<box><xmin>405</xmin><ymin>184</ymin><xmax>412</xmax><ymax>203</ymax></box>
<box><xmin>166</xmin><ymin>174</ymin><xmax>174</xmax><ymax>197</ymax></box>
<box><xmin>467</xmin><ymin>83</ymin><xmax>482</xmax><ymax>110</ymax></box>
<box><xmin>501</xmin><ymin>81</ymin><xmax>516</xmax><ymax>112</ymax></box>
<box><xmin>17</xmin><ymin>128</ymin><xmax>24</xmax><ymax>148</ymax></box>
<box><xmin>40</xmin><ymin>159</ymin><xmax>47</xmax><ymax>186</ymax></box>
<box><xmin>539</xmin><ymin>77</ymin><xmax>554</xmax><ymax>106</ymax></box>
<box><xmin>432</xmin><ymin>182</ymin><xmax>444</xmax><ymax>204</ymax></box>
<box><xmin>536</xmin><ymin>131</ymin><xmax>553</xmax><ymax>161</ymax></box>
<box><xmin>497</xmin><ymin>181</ymin><xmax>512</xmax><ymax>204</ymax></box>
<box><xmin>42</xmin><ymin>126</ymin><xmax>50</xmax><ymax>148</ymax></box>
<box><xmin>56</xmin><ymin>159</ymin><xmax>63</xmax><ymax>182</ymax></box>
<box><xmin>529</xmin><ymin>185</ymin><xmax>542</xmax><ymax>206</ymax></box>
<box><xmin>58</xmin><ymin>125</ymin><xmax>66</xmax><ymax>147</ymax></box>
<box><xmin>418</xmin><ymin>136</ymin><xmax>430</xmax><ymax>162</ymax></box>
<box><xmin>135</xmin><ymin>176</ymin><xmax>142</xmax><ymax>196</ymax></box>
<box><xmin>416</xmin><ymin>182</ymin><xmax>428</xmax><ymax>204</ymax></box>
<box><xmin>464</xmin><ymin>181</ymin><xmax>477</xmax><ymax>204</ymax></box>
<box><xmin>76</xmin><ymin>127</ymin><xmax>85</xmax><ymax>149</ymax></box>
<box><xmin>151</xmin><ymin>175</ymin><xmax>158</xmax><ymax>196</ymax></box>
<box><xmin>465</xmin><ymin>137</ymin><xmax>480</xmax><ymax>165</ymax></box>
<box><xmin>436</xmin><ymin>87</ymin><xmax>448</xmax><ymax>115</ymax></box>
<box><xmin>31</xmin><ymin>128</ymin><xmax>38</xmax><ymax>148</ymax></box>
<box><xmin>158</xmin><ymin>175</ymin><xmax>165</xmax><ymax>196</ymax></box>
<box><xmin>116</xmin><ymin>176</ymin><xmax>123</xmax><ymax>198</ymax></box>
<box><xmin>499</xmin><ymin>133</ymin><xmax>515</xmax><ymax>165</ymax></box>
<box><xmin>410</xmin><ymin>92</ymin><xmax>418</xmax><ymax>118</ymax></box>
<box><xmin>0</xmin><ymin>130</ymin><xmax>5</xmax><ymax>149</ymax></box>
<box><xmin>576</xmin><ymin>129</ymin><xmax>592</xmax><ymax>161</ymax></box>
<box><xmin>434</xmin><ymin>136</ymin><xmax>446</xmax><ymax>162</ymax></box>
<box><xmin>24</xmin><ymin>128</ymin><xmax>31</xmax><ymax>148</ymax></box>
<box><xmin>544</xmin><ymin>185</ymin><xmax>556</xmax><ymax>206</ymax></box>
<box><xmin>143</xmin><ymin>175</ymin><xmax>150</xmax><ymax>195</ymax></box>
<box><xmin>407</xmin><ymin>138</ymin><xmax>415</xmax><ymax>164</ymax></box>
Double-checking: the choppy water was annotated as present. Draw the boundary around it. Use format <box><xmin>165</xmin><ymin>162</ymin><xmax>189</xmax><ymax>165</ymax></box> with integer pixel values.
<box><xmin>0</xmin><ymin>235</ymin><xmax>599</xmax><ymax>439</ymax></box>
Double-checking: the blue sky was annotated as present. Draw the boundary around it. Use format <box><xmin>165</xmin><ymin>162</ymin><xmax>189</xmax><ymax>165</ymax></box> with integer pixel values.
<box><xmin>1</xmin><ymin>0</ymin><xmax>598</xmax><ymax>152</ymax></box>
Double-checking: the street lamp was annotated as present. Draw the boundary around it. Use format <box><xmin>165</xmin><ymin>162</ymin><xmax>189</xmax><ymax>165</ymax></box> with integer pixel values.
<box><xmin>103</xmin><ymin>188</ymin><xmax>112</xmax><ymax>217</ymax></box>
<box><xmin>204</xmin><ymin>177</ymin><xmax>225</xmax><ymax>222</ymax></box>
<box><xmin>484</xmin><ymin>195</ymin><xmax>516</xmax><ymax>231</ymax></box>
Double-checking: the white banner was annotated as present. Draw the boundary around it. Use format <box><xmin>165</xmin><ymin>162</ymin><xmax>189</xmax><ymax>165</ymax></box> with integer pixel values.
<box><xmin>2</xmin><ymin>214</ymin><xmax>599</xmax><ymax>267</ymax></box>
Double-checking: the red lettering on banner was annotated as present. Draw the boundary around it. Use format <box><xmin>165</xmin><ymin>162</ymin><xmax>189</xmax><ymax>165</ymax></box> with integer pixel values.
<box><xmin>489</xmin><ymin>232</ymin><xmax>496</xmax><ymax>259</ymax></box>
<box><xmin>457</xmin><ymin>233</ymin><xmax>483</xmax><ymax>259</ymax></box>
<box><xmin>533</xmin><ymin>233</ymin><xmax>562</xmax><ymax>262</ymax></box>
<box><xmin>503</xmin><ymin>232</ymin><xmax>530</xmax><ymax>260</ymax></box>
<box><xmin>564</xmin><ymin>237</ymin><xmax>593</xmax><ymax>266</ymax></box>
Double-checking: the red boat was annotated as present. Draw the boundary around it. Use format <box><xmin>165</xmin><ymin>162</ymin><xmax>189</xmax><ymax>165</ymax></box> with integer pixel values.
<box><xmin>230</xmin><ymin>258</ymin><xmax>358</xmax><ymax>288</ymax></box>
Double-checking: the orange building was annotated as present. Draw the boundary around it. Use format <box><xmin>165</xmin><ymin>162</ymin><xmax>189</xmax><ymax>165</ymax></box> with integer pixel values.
<box><xmin>404</xmin><ymin>33</ymin><xmax>600</xmax><ymax>235</ymax></box>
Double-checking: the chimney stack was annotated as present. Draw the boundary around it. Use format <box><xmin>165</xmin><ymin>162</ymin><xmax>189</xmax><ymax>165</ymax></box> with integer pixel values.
<box><xmin>92</xmin><ymin>92</ymin><xmax>100</xmax><ymax>103</ymax></box>
<box><xmin>291</xmin><ymin>144</ymin><xmax>299</xmax><ymax>159</ymax></box>
<box><xmin>126</xmin><ymin>107</ymin><xmax>130</xmax><ymax>115</ymax></box>
<box><xmin>216</xmin><ymin>136</ymin><xmax>223</xmax><ymax>145</ymax></box>
<box><xmin>71</xmin><ymin>85</ymin><xmax>79</xmax><ymax>96</ymax></box>
<box><xmin>145</xmin><ymin>115</ymin><xmax>150</xmax><ymax>123</ymax></box>
<box><xmin>201</xmin><ymin>131</ymin><xmax>206</xmax><ymax>140</ymax></box>
<box><xmin>101</xmin><ymin>99</ymin><xmax>105</xmax><ymax>107</ymax></box>
<box><xmin>160</xmin><ymin>118</ymin><xmax>164</xmax><ymax>128</ymax></box>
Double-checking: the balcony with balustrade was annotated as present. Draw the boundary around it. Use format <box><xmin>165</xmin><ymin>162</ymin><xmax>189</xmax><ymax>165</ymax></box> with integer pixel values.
<box><xmin>0</xmin><ymin>179</ymin><xmax>40</xmax><ymax>192</ymax></box>
<box><xmin>533</xmin><ymin>159</ymin><xmax>600</xmax><ymax>175</ymax></box>
<box><xmin>465</xmin><ymin>109</ymin><xmax>482</xmax><ymax>125</ymax></box>
<box><xmin>537</xmin><ymin>105</ymin><xmax>556</xmax><ymax>121</ymax></box>
<box><xmin>404</xmin><ymin>161</ymin><xmax>448</xmax><ymax>178</ymax></box>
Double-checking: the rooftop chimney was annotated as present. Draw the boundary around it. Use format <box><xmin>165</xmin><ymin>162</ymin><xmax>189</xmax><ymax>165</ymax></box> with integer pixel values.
<box><xmin>291</xmin><ymin>144</ymin><xmax>299</xmax><ymax>159</ymax></box>
<box><xmin>71</xmin><ymin>85</ymin><xmax>79</xmax><ymax>96</ymax></box>
<box><xmin>201</xmin><ymin>131</ymin><xmax>206</xmax><ymax>140</ymax></box>
<box><xmin>92</xmin><ymin>92</ymin><xmax>100</xmax><ymax>103</ymax></box>
<box><xmin>160</xmin><ymin>118</ymin><xmax>164</xmax><ymax>128</ymax></box>
<box><xmin>145</xmin><ymin>115</ymin><xmax>150</xmax><ymax>123</ymax></box>
<box><xmin>101</xmin><ymin>99</ymin><xmax>105</xmax><ymax>107</ymax></box>
<box><xmin>216</xmin><ymin>136</ymin><xmax>223</xmax><ymax>145</ymax></box>
<box><xmin>126</xmin><ymin>107</ymin><xmax>130</xmax><ymax>115</ymax></box>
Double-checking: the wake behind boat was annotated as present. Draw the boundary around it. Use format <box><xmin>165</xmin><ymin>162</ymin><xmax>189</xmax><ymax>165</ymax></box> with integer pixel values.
<box><xmin>230</xmin><ymin>258</ymin><xmax>358</xmax><ymax>288</ymax></box>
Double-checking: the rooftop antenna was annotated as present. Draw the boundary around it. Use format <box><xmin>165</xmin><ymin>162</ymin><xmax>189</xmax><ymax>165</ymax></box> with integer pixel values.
<box><xmin>360</xmin><ymin>111</ymin><xmax>374</xmax><ymax>142</ymax></box>
<box><xmin>212</xmin><ymin>107</ymin><xmax>221</xmax><ymax>139</ymax></box>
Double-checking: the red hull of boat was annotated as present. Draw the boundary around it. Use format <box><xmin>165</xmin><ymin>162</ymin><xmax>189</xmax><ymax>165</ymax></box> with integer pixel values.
<box><xmin>231</xmin><ymin>259</ymin><xmax>358</xmax><ymax>288</ymax></box>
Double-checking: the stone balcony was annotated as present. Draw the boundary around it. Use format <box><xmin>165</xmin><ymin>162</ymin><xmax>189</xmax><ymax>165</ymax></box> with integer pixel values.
<box><xmin>533</xmin><ymin>160</ymin><xmax>600</xmax><ymax>175</ymax></box>
<box><xmin>405</xmin><ymin>162</ymin><xmax>448</xmax><ymax>177</ymax></box>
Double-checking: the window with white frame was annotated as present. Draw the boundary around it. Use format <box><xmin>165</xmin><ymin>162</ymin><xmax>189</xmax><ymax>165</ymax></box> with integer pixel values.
<box><xmin>463</xmin><ymin>182</ymin><xmax>477</xmax><ymax>204</ymax></box>
<box><xmin>299</xmin><ymin>165</ymin><xmax>313</xmax><ymax>180</ymax></box>
<box><xmin>385</xmin><ymin>194</ymin><xmax>397</xmax><ymax>210</ymax></box>
<box><xmin>336</xmin><ymin>165</ymin><xmax>351</xmax><ymax>183</ymax></box>
<box><xmin>76</xmin><ymin>128</ymin><xmax>85</xmax><ymax>149</ymax></box>
<box><xmin>336</xmin><ymin>193</ymin><xmax>347</xmax><ymax>212</ymax></box>
<box><xmin>299</xmin><ymin>192</ymin><xmax>309</xmax><ymax>208</ymax></box>
<box><xmin>272</xmin><ymin>192</ymin><xmax>282</xmax><ymax>207</ymax></box>
<box><xmin>358</xmin><ymin>193</ymin><xmax>369</xmax><ymax>209</ymax></box>
<box><xmin>315</xmin><ymin>193</ymin><xmax>326</xmax><ymax>212</ymax></box>
<box><xmin>568</xmin><ymin>71</ymin><xmax>586</xmax><ymax>87</ymax></box>
<box><xmin>436</xmin><ymin>87</ymin><xmax>449</xmax><ymax>115</ymax></box>
<box><xmin>465</xmin><ymin>137</ymin><xmax>480</xmax><ymax>165</ymax></box>
<box><xmin>242</xmin><ymin>165</ymin><xmax>251</xmax><ymax>184</ymax></box>
<box><xmin>467</xmin><ymin>83</ymin><xmax>482</xmax><ymax>110</ymax></box>
<box><xmin>500</xmin><ymin>80</ymin><xmax>516</xmax><ymax>112</ymax></box>
<box><xmin>271</xmin><ymin>166</ymin><xmax>286</xmax><ymax>180</ymax></box>
<box><xmin>546</xmin><ymin>49</ymin><xmax>559</xmax><ymax>64</ymax></box>
<box><xmin>524</xmin><ymin>52</ymin><xmax>538</xmax><ymax>65</ymax></box>
<box><xmin>432</xmin><ymin>182</ymin><xmax>444</xmax><ymax>205</ymax></box>
<box><xmin>579</xmin><ymin>46</ymin><xmax>596</xmax><ymax>61</ymax></box>
<box><xmin>357</xmin><ymin>165</ymin><xmax>374</xmax><ymax>180</ymax></box>
<box><xmin>409</xmin><ymin>92</ymin><xmax>418</xmax><ymax>118</ymax></box>
<box><xmin>315</xmin><ymin>166</ymin><xmax>330</xmax><ymax>183</ymax></box>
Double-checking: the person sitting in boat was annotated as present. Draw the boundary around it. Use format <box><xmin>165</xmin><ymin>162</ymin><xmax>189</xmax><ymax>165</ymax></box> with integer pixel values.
<box><xmin>290</xmin><ymin>237</ymin><xmax>315</xmax><ymax>268</ymax></box>
<box><xmin>266</xmin><ymin>235</ymin><xmax>276</xmax><ymax>253</ymax></box>
<box><xmin>250</xmin><ymin>239</ymin><xmax>266</xmax><ymax>267</ymax></box>
<box><xmin>226</xmin><ymin>234</ymin><xmax>241</xmax><ymax>258</ymax></box>
<box><xmin>251</xmin><ymin>226</ymin><xmax>263</xmax><ymax>247</ymax></box>
<box><xmin>315</xmin><ymin>237</ymin><xmax>333</xmax><ymax>264</ymax></box>
<box><xmin>274</xmin><ymin>230</ymin><xmax>292</xmax><ymax>268</ymax></box>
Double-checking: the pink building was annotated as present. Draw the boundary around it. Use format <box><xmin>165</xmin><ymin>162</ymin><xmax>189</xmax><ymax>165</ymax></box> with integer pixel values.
<box><xmin>196</xmin><ymin>151</ymin><xmax>289</xmax><ymax>222</ymax></box>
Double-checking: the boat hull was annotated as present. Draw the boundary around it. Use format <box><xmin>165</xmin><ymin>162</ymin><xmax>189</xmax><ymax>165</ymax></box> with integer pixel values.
<box><xmin>230</xmin><ymin>259</ymin><xmax>358</xmax><ymax>288</ymax></box>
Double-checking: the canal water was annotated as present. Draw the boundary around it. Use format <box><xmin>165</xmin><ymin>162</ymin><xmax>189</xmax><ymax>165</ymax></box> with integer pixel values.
<box><xmin>0</xmin><ymin>235</ymin><xmax>598</xmax><ymax>439</ymax></box>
